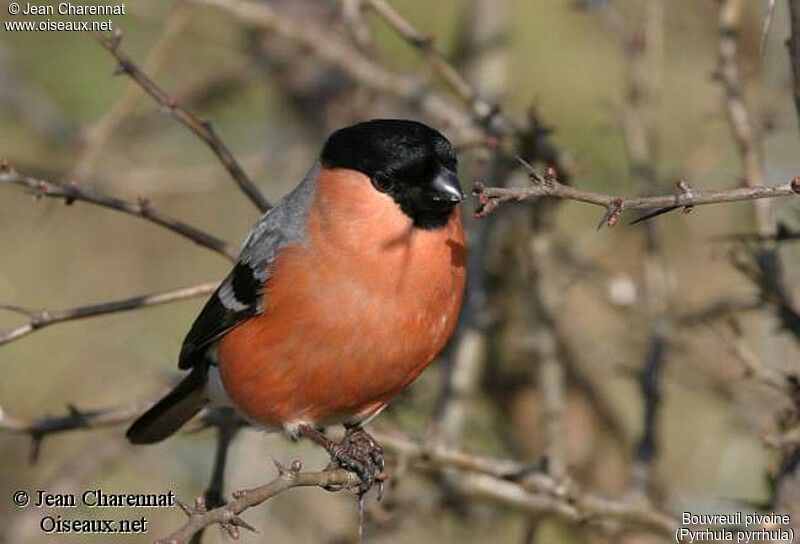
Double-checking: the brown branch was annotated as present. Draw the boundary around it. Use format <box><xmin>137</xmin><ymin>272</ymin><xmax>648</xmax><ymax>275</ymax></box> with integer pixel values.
<box><xmin>190</xmin><ymin>408</ymin><xmax>240</xmax><ymax>544</ymax></box>
<box><xmin>0</xmin><ymin>281</ymin><xmax>217</xmax><ymax>346</ymax></box>
<box><xmin>0</xmin><ymin>398</ymin><xmax>155</xmax><ymax>462</ymax></box>
<box><xmin>95</xmin><ymin>29</ymin><xmax>271</xmax><ymax>212</ymax></box>
<box><xmin>71</xmin><ymin>4</ymin><xmax>193</xmax><ymax>181</ymax></box>
<box><xmin>372</xmin><ymin>430</ymin><xmax>677</xmax><ymax>536</ymax></box>
<box><xmin>717</xmin><ymin>0</ymin><xmax>769</xmax><ymax>231</ymax></box>
<box><xmin>363</xmin><ymin>0</ymin><xmax>513</xmax><ymax>132</ymax></box>
<box><xmin>158</xmin><ymin>463</ymin><xmax>359</xmax><ymax>544</ymax></box>
<box><xmin>473</xmin><ymin>166</ymin><xmax>800</xmax><ymax>223</ymax></box>
<box><xmin>0</xmin><ymin>164</ymin><xmax>237</xmax><ymax>260</ymax></box>
<box><xmin>190</xmin><ymin>0</ymin><xmax>491</xmax><ymax>146</ymax></box>
<box><xmin>0</xmin><ymin>392</ymin><xmax>676</xmax><ymax>539</ymax></box>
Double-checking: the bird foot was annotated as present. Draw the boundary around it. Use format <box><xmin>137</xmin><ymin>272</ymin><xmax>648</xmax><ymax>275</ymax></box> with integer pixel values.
<box><xmin>325</xmin><ymin>427</ymin><xmax>386</xmax><ymax>498</ymax></box>
<box><xmin>298</xmin><ymin>424</ymin><xmax>387</xmax><ymax>497</ymax></box>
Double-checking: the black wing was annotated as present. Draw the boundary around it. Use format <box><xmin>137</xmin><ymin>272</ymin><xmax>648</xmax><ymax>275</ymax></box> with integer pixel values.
<box><xmin>177</xmin><ymin>163</ymin><xmax>318</xmax><ymax>370</ymax></box>
<box><xmin>178</xmin><ymin>261</ymin><xmax>263</xmax><ymax>369</ymax></box>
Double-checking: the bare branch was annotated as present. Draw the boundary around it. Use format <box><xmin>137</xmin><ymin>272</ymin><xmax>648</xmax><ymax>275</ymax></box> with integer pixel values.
<box><xmin>190</xmin><ymin>408</ymin><xmax>240</xmax><ymax>544</ymax></box>
<box><xmin>363</xmin><ymin>0</ymin><xmax>512</xmax><ymax>132</ymax></box>
<box><xmin>0</xmin><ymin>398</ymin><xmax>154</xmax><ymax>462</ymax></box>
<box><xmin>158</xmin><ymin>462</ymin><xmax>359</xmax><ymax>544</ymax></box>
<box><xmin>95</xmin><ymin>29</ymin><xmax>271</xmax><ymax>212</ymax></box>
<box><xmin>191</xmin><ymin>0</ymin><xmax>492</xmax><ymax>146</ymax></box>
<box><xmin>71</xmin><ymin>4</ymin><xmax>193</xmax><ymax>180</ymax></box>
<box><xmin>0</xmin><ymin>281</ymin><xmax>216</xmax><ymax>347</ymax></box>
<box><xmin>372</xmin><ymin>430</ymin><xmax>678</xmax><ymax>536</ymax></box>
<box><xmin>0</xmin><ymin>164</ymin><xmax>236</xmax><ymax>260</ymax></box>
<box><xmin>473</xmin><ymin>168</ymin><xmax>800</xmax><ymax>222</ymax></box>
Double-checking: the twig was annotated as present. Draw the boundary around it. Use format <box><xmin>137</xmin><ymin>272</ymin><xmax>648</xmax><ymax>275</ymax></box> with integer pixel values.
<box><xmin>95</xmin><ymin>29</ymin><xmax>271</xmax><ymax>212</ymax></box>
<box><xmin>430</xmin><ymin>3</ymin><xmax>506</xmax><ymax>450</ymax></box>
<box><xmin>717</xmin><ymin>0</ymin><xmax>769</xmax><ymax>231</ymax></box>
<box><xmin>373</xmin><ymin>430</ymin><xmax>678</xmax><ymax>536</ymax></box>
<box><xmin>0</xmin><ymin>164</ymin><xmax>236</xmax><ymax>260</ymax></box>
<box><xmin>190</xmin><ymin>408</ymin><xmax>240</xmax><ymax>544</ymax></box>
<box><xmin>158</xmin><ymin>462</ymin><xmax>359</xmax><ymax>544</ymax></box>
<box><xmin>707</xmin><ymin>321</ymin><xmax>794</xmax><ymax>395</ymax></box>
<box><xmin>363</xmin><ymin>0</ymin><xmax>513</xmax><ymax>133</ymax></box>
<box><xmin>0</xmin><ymin>281</ymin><xmax>217</xmax><ymax>346</ymax></box>
<box><xmin>0</xmin><ymin>398</ymin><xmax>155</xmax><ymax>463</ymax></box>
<box><xmin>190</xmin><ymin>0</ymin><xmax>490</xmax><ymax>146</ymax></box>
<box><xmin>71</xmin><ymin>3</ymin><xmax>193</xmax><ymax>180</ymax></box>
<box><xmin>473</xmin><ymin>167</ymin><xmax>800</xmax><ymax>222</ymax></box>
<box><xmin>612</xmin><ymin>0</ymin><xmax>668</xmax><ymax>492</ymax></box>
<box><xmin>0</xmin><ymin>390</ymin><xmax>677</xmax><ymax>539</ymax></box>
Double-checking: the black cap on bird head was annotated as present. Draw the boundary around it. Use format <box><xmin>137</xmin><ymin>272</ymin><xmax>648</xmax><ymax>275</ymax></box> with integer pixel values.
<box><xmin>320</xmin><ymin>119</ymin><xmax>463</xmax><ymax>230</ymax></box>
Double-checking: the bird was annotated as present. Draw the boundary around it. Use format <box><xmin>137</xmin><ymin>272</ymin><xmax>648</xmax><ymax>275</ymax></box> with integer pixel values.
<box><xmin>126</xmin><ymin>119</ymin><xmax>467</xmax><ymax>494</ymax></box>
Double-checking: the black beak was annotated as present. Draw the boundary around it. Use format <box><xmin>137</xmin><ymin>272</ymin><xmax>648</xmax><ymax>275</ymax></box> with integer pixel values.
<box><xmin>431</xmin><ymin>168</ymin><xmax>463</xmax><ymax>204</ymax></box>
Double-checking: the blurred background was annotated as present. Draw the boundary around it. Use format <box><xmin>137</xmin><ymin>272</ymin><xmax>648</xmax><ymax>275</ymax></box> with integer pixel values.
<box><xmin>3</xmin><ymin>0</ymin><xmax>800</xmax><ymax>542</ymax></box>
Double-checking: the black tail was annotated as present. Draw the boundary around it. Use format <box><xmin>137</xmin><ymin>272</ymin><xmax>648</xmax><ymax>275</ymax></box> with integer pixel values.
<box><xmin>126</xmin><ymin>367</ymin><xmax>208</xmax><ymax>444</ymax></box>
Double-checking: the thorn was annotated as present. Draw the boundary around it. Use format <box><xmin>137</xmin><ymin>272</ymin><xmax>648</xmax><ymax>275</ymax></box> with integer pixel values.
<box><xmin>273</xmin><ymin>458</ymin><xmax>288</xmax><ymax>475</ymax></box>
<box><xmin>515</xmin><ymin>155</ymin><xmax>535</xmax><ymax>174</ymax></box>
<box><xmin>28</xmin><ymin>434</ymin><xmax>42</xmax><ymax>464</ymax></box>
<box><xmin>0</xmin><ymin>159</ymin><xmax>11</xmax><ymax>173</ymax></box>
<box><xmin>166</xmin><ymin>97</ymin><xmax>178</xmax><ymax>109</ymax></box>
<box><xmin>194</xmin><ymin>495</ymin><xmax>206</xmax><ymax>512</ymax></box>
<box><xmin>112</xmin><ymin>63</ymin><xmax>127</xmax><ymax>76</ymax></box>
<box><xmin>176</xmin><ymin>500</ymin><xmax>193</xmax><ymax>517</ymax></box>
<box><xmin>629</xmin><ymin>206</ymin><xmax>678</xmax><ymax>225</ymax></box>
<box><xmin>410</xmin><ymin>33</ymin><xmax>435</xmax><ymax>48</ymax></box>
<box><xmin>66</xmin><ymin>403</ymin><xmax>81</xmax><ymax>417</ymax></box>
<box><xmin>65</xmin><ymin>181</ymin><xmax>78</xmax><ymax>206</ymax></box>
<box><xmin>230</xmin><ymin>514</ymin><xmax>257</xmax><ymax>533</ymax></box>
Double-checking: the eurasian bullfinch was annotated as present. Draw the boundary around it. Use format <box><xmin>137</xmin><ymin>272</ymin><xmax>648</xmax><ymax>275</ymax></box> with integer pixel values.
<box><xmin>127</xmin><ymin>119</ymin><xmax>467</xmax><ymax>492</ymax></box>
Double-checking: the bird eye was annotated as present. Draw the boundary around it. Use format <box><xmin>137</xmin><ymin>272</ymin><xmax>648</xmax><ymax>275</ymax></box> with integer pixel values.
<box><xmin>372</xmin><ymin>174</ymin><xmax>394</xmax><ymax>193</ymax></box>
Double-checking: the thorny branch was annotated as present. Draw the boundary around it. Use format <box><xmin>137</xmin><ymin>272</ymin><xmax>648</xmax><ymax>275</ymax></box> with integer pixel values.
<box><xmin>158</xmin><ymin>462</ymin><xmax>359</xmax><ymax>544</ymax></box>
<box><xmin>473</xmin><ymin>163</ymin><xmax>800</xmax><ymax>225</ymax></box>
<box><xmin>8</xmin><ymin>1</ymin><xmax>800</xmax><ymax>543</ymax></box>
<box><xmin>157</xmin><ymin>428</ymin><xmax>681</xmax><ymax>541</ymax></box>
<box><xmin>190</xmin><ymin>0</ymin><xmax>489</xmax><ymax>147</ymax></box>
<box><xmin>362</xmin><ymin>0</ymin><xmax>512</xmax><ymax>134</ymax></box>
<box><xmin>0</xmin><ymin>282</ymin><xmax>217</xmax><ymax>346</ymax></box>
<box><xmin>95</xmin><ymin>29</ymin><xmax>271</xmax><ymax>212</ymax></box>
<box><xmin>0</xmin><ymin>398</ymin><xmax>155</xmax><ymax>463</ymax></box>
<box><xmin>0</xmin><ymin>394</ymin><xmax>676</xmax><ymax>541</ymax></box>
<box><xmin>189</xmin><ymin>409</ymin><xmax>241</xmax><ymax>544</ymax></box>
<box><xmin>71</xmin><ymin>4</ymin><xmax>193</xmax><ymax>181</ymax></box>
<box><xmin>0</xmin><ymin>163</ymin><xmax>237</xmax><ymax>260</ymax></box>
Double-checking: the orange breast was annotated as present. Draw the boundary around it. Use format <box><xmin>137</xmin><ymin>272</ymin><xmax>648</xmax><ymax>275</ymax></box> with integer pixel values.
<box><xmin>217</xmin><ymin>169</ymin><xmax>466</xmax><ymax>428</ymax></box>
